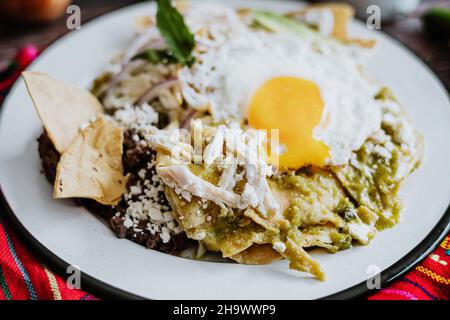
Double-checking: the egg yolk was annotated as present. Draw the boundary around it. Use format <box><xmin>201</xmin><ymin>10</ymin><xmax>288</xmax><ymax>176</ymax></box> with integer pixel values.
<box><xmin>248</xmin><ymin>77</ymin><xmax>329</xmax><ymax>170</ymax></box>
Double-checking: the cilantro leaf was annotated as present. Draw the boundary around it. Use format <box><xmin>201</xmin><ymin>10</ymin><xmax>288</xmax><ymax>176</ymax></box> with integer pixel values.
<box><xmin>156</xmin><ymin>0</ymin><xmax>196</xmax><ymax>66</ymax></box>
<box><xmin>132</xmin><ymin>49</ymin><xmax>177</xmax><ymax>64</ymax></box>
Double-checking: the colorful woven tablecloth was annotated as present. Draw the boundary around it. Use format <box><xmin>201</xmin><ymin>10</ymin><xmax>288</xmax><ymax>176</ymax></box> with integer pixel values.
<box><xmin>0</xmin><ymin>46</ymin><xmax>449</xmax><ymax>300</ymax></box>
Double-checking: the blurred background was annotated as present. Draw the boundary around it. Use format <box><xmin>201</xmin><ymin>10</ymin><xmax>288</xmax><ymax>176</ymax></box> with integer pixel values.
<box><xmin>0</xmin><ymin>0</ymin><xmax>449</xmax><ymax>86</ymax></box>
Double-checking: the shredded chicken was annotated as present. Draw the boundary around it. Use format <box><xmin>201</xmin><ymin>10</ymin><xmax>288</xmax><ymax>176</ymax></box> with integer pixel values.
<box><xmin>218</xmin><ymin>159</ymin><xmax>238</xmax><ymax>191</ymax></box>
<box><xmin>150</xmin><ymin>121</ymin><xmax>280</xmax><ymax>217</ymax></box>
<box><xmin>203</xmin><ymin>125</ymin><xmax>225</xmax><ymax>165</ymax></box>
<box><xmin>146</xmin><ymin>131</ymin><xmax>193</xmax><ymax>161</ymax></box>
<box><xmin>157</xmin><ymin>165</ymin><xmax>242</xmax><ymax>208</ymax></box>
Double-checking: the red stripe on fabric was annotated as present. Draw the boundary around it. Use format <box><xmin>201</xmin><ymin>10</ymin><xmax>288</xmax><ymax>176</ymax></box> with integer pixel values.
<box><xmin>403</xmin><ymin>275</ymin><xmax>442</xmax><ymax>300</ymax></box>
<box><xmin>418</xmin><ymin>258</ymin><xmax>450</xmax><ymax>298</ymax></box>
<box><xmin>0</xmin><ymin>223</ymin><xmax>95</xmax><ymax>300</ymax></box>
<box><xmin>7</xmin><ymin>228</ymin><xmax>55</xmax><ymax>300</ymax></box>
<box><xmin>369</xmin><ymin>282</ymin><xmax>423</xmax><ymax>300</ymax></box>
<box><xmin>368</xmin><ymin>290</ymin><xmax>413</xmax><ymax>300</ymax></box>
<box><xmin>369</xmin><ymin>268</ymin><xmax>448</xmax><ymax>300</ymax></box>
<box><xmin>395</xmin><ymin>277</ymin><xmax>433</xmax><ymax>300</ymax></box>
<box><xmin>0</xmin><ymin>224</ymin><xmax>31</xmax><ymax>300</ymax></box>
<box><xmin>55</xmin><ymin>273</ymin><xmax>92</xmax><ymax>300</ymax></box>
<box><xmin>370</xmin><ymin>236</ymin><xmax>450</xmax><ymax>300</ymax></box>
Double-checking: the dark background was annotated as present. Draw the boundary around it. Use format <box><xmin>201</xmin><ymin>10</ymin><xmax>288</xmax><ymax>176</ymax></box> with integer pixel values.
<box><xmin>0</xmin><ymin>0</ymin><xmax>449</xmax><ymax>87</ymax></box>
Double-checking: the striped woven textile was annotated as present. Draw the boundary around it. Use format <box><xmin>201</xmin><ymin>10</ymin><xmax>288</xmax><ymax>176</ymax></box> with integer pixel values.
<box><xmin>0</xmin><ymin>46</ymin><xmax>449</xmax><ymax>300</ymax></box>
<box><xmin>0</xmin><ymin>218</ymin><xmax>96</xmax><ymax>300</ymax></box>
<box><xmin>368</xmin><ymin>236</ymin><xmax>450</xmax><ymax>300</ymax></box>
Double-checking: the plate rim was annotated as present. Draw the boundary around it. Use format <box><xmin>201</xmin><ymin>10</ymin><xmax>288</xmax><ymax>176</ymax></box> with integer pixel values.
<box><xmin>2</xmin><ymin>188</ymin><xmax>450</xmax><ymax>300</ymax></box>
<box><xmin>0</xmin><ymin>1</ymin><xmax>449</xmax><ymax>300</ymax></box>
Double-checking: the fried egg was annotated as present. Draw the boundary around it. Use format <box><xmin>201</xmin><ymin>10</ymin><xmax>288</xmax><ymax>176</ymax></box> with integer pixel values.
<box><xmin>180</xmin><ymin>13</ymin><xmax>382</xmax><ymax>170</ymax></box>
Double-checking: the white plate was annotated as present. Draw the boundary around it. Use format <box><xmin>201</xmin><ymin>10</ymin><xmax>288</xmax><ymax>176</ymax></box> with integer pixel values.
<box><xmin>1</xmin><ymin>0</ymin><xmax>450</xmax><ymax>300</ymax></box>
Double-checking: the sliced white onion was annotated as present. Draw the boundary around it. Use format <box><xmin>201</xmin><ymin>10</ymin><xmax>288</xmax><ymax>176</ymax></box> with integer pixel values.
<box><xmin>180</xmin><ymin>109</ymin><xmax>201</xmax><ymax>129</ymax></box>
<box><xmin>143</xmin><ymin>38</ymin><xmax>167</xmax><ymax>51</ymax></box>
<box><xmin>121</xmin><ymin>28</ymin><xmax>160</xmax><ymax>64</ymax></box>
<box><xmin>136</xmin><ymin>77</ymin><xmax>179</xmax><ymax>105</ymax></box>
<box><xmin>99</xmin><ymin>60</ymin><xmax>145</xmax><ymax>98</ymax></box>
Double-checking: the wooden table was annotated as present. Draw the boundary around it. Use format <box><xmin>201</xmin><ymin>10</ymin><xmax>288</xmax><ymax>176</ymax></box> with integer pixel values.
<box><xmin>0</xmin><ymin>0</ymin><xmax>449</xmax><ymax>88</ymax></box>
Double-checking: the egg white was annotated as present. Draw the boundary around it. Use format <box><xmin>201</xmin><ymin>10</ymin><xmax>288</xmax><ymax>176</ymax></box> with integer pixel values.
<box><xmin>179</xmin><ymin>5</ymin><xmax>382</xmax><ymax>166</ymax></box>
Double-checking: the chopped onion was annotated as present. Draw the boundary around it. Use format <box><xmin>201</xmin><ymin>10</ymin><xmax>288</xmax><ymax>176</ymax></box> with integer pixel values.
<box><xmin>101</xmin><ymin>36</ymin><xmax>168</xmax><ymax>98</ymax></box>
<box><xmin>143</xmin><ymin>38</ymin><xmax>167</xmax><ymax>51</ymax></box>
<box><xmin>99</xmin><ymin>60</ymin><xmax>145</xmax><ymax>99</ymax></box>
<box><xmin>136</xmin><ymin>77</ymin><xmax>179</xmax><ymax>105</ymax></box>
<box><xmin>180</xmin><ymin>110</ymin><xmax>201</xmax><ymax>129</ymax></box>
<box><xmin>121</xmin><ymin>28</ymin><xmax>160</xmax><ymax>64</ymax></box>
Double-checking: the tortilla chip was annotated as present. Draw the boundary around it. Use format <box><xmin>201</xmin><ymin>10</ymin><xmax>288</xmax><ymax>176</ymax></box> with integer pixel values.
<box><xmin>284</xmin><ymin>237</ymin><xmax>325</xmax><ymax>280</ymax></box>
<box><xmin>316</xmin><ymin>3</ymin><xmax>354</xmax><ymax>41</ymax></box>
<box><xmin>287</xmin><ymin>3</ymin><xmax>376</xmax><ymax>48</ymax></box>
<box><xmin>23</xmin><ymin>71</ymin><xmax>103</xmax><ymax>153</ymax></box>
<box><xmin>53</xmin><ymin>116</ymin><xmax>126</xmax><ymax>205</ymax></box>
<box><xmin>230</xmin><ymin>244</ymin><xmax>281</xmax><ymax>265</ymax></box>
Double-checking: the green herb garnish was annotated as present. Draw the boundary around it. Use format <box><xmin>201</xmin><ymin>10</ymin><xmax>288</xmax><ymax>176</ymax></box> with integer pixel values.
<box><xmin>156</xmin><ymin>0</ymin><xmax>196</xmax><ymax>66</ymax></box>
<box><xmin>132</xmin><ymin>49</ymin><xmax>177</xmax><ymax>64</ymax></box>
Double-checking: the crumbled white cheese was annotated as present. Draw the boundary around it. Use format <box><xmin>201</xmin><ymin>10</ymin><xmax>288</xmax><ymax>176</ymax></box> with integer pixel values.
<box><xmin>370</xmin><ymin>130</ymin><xmax>390</xmax><ymax>144</ymax></box>
<box><xmin>123</xmin><ymin>216</ymin><xmax>133</xmax><ymax>228</ymax></box>
<box><xmin>121</xmin><ymin>155</ymin><xmax>182</xmax><ymax>243</ymax></box>
<box><xmin>373</xmin><ymin>145</ymin><xmax>392</xmax><ymax>159</ymax></box>
<box><xmin>154</xmin><ymin>122</ymin><xmax>280</xmax><ymax>217</ymax></box>
<box><xmin>148</xmin><ymin>208</ymin><xmax>165</xmax><ymax>223</ymax></box>
<box><xmin>346</xmin><ymin>222</ymin><xmax>372</xmax><ymax>244</ymax></box>
<box><xmin>132</xmin><ymin>134</ymin><xmax>140</xmax><ymax>142</ymax></box>
<box><xmin>192</xmin><ymin>229</ymin><xmax>206</xmax><ymax>241</ymax></box>
<box><xmin>113</xmin><ymin>103</ymin><xmax>159</xmax><ymax>135</ymax></box>
<box><xmin>380</xmin><ymin>100</ymin><xmax>417</xmax><ymax>150</ymax></box>
<box><xmin>163</xmin><ymin>211</ymin><xmax>174</xmax><ymax>223</ymax></box>
<box><xmin>157</xmin><ymin>165</ymin><xmax>242</xmax><ymax>208</ymax></box>
<box><xmin>273</xmin><ymin>242</ymin><xmax>286</xmax><ymax>253</ymax></box>
<box><xmin>129</xmin><ymin>185</ymin><xmax>142</xmax><ymax>195</ymax></box>
<box><xmin>350</xmin><ymin>153</ymin><xmax>373</xmax><ymax>177</ymax></box>
<box><xmin>160</xmin><ymin>227</ymin><xmax>171</xmax><ymax>243</ymax></box>
<box><xmin>146</xmin><ymin>130</ymin><xmax>193</xmax><ymax>161</ymax></box>
<box><xmin>382</xmin><ymin>100</ymin><xmax>401</xmax><ymax>114</ymax></box>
